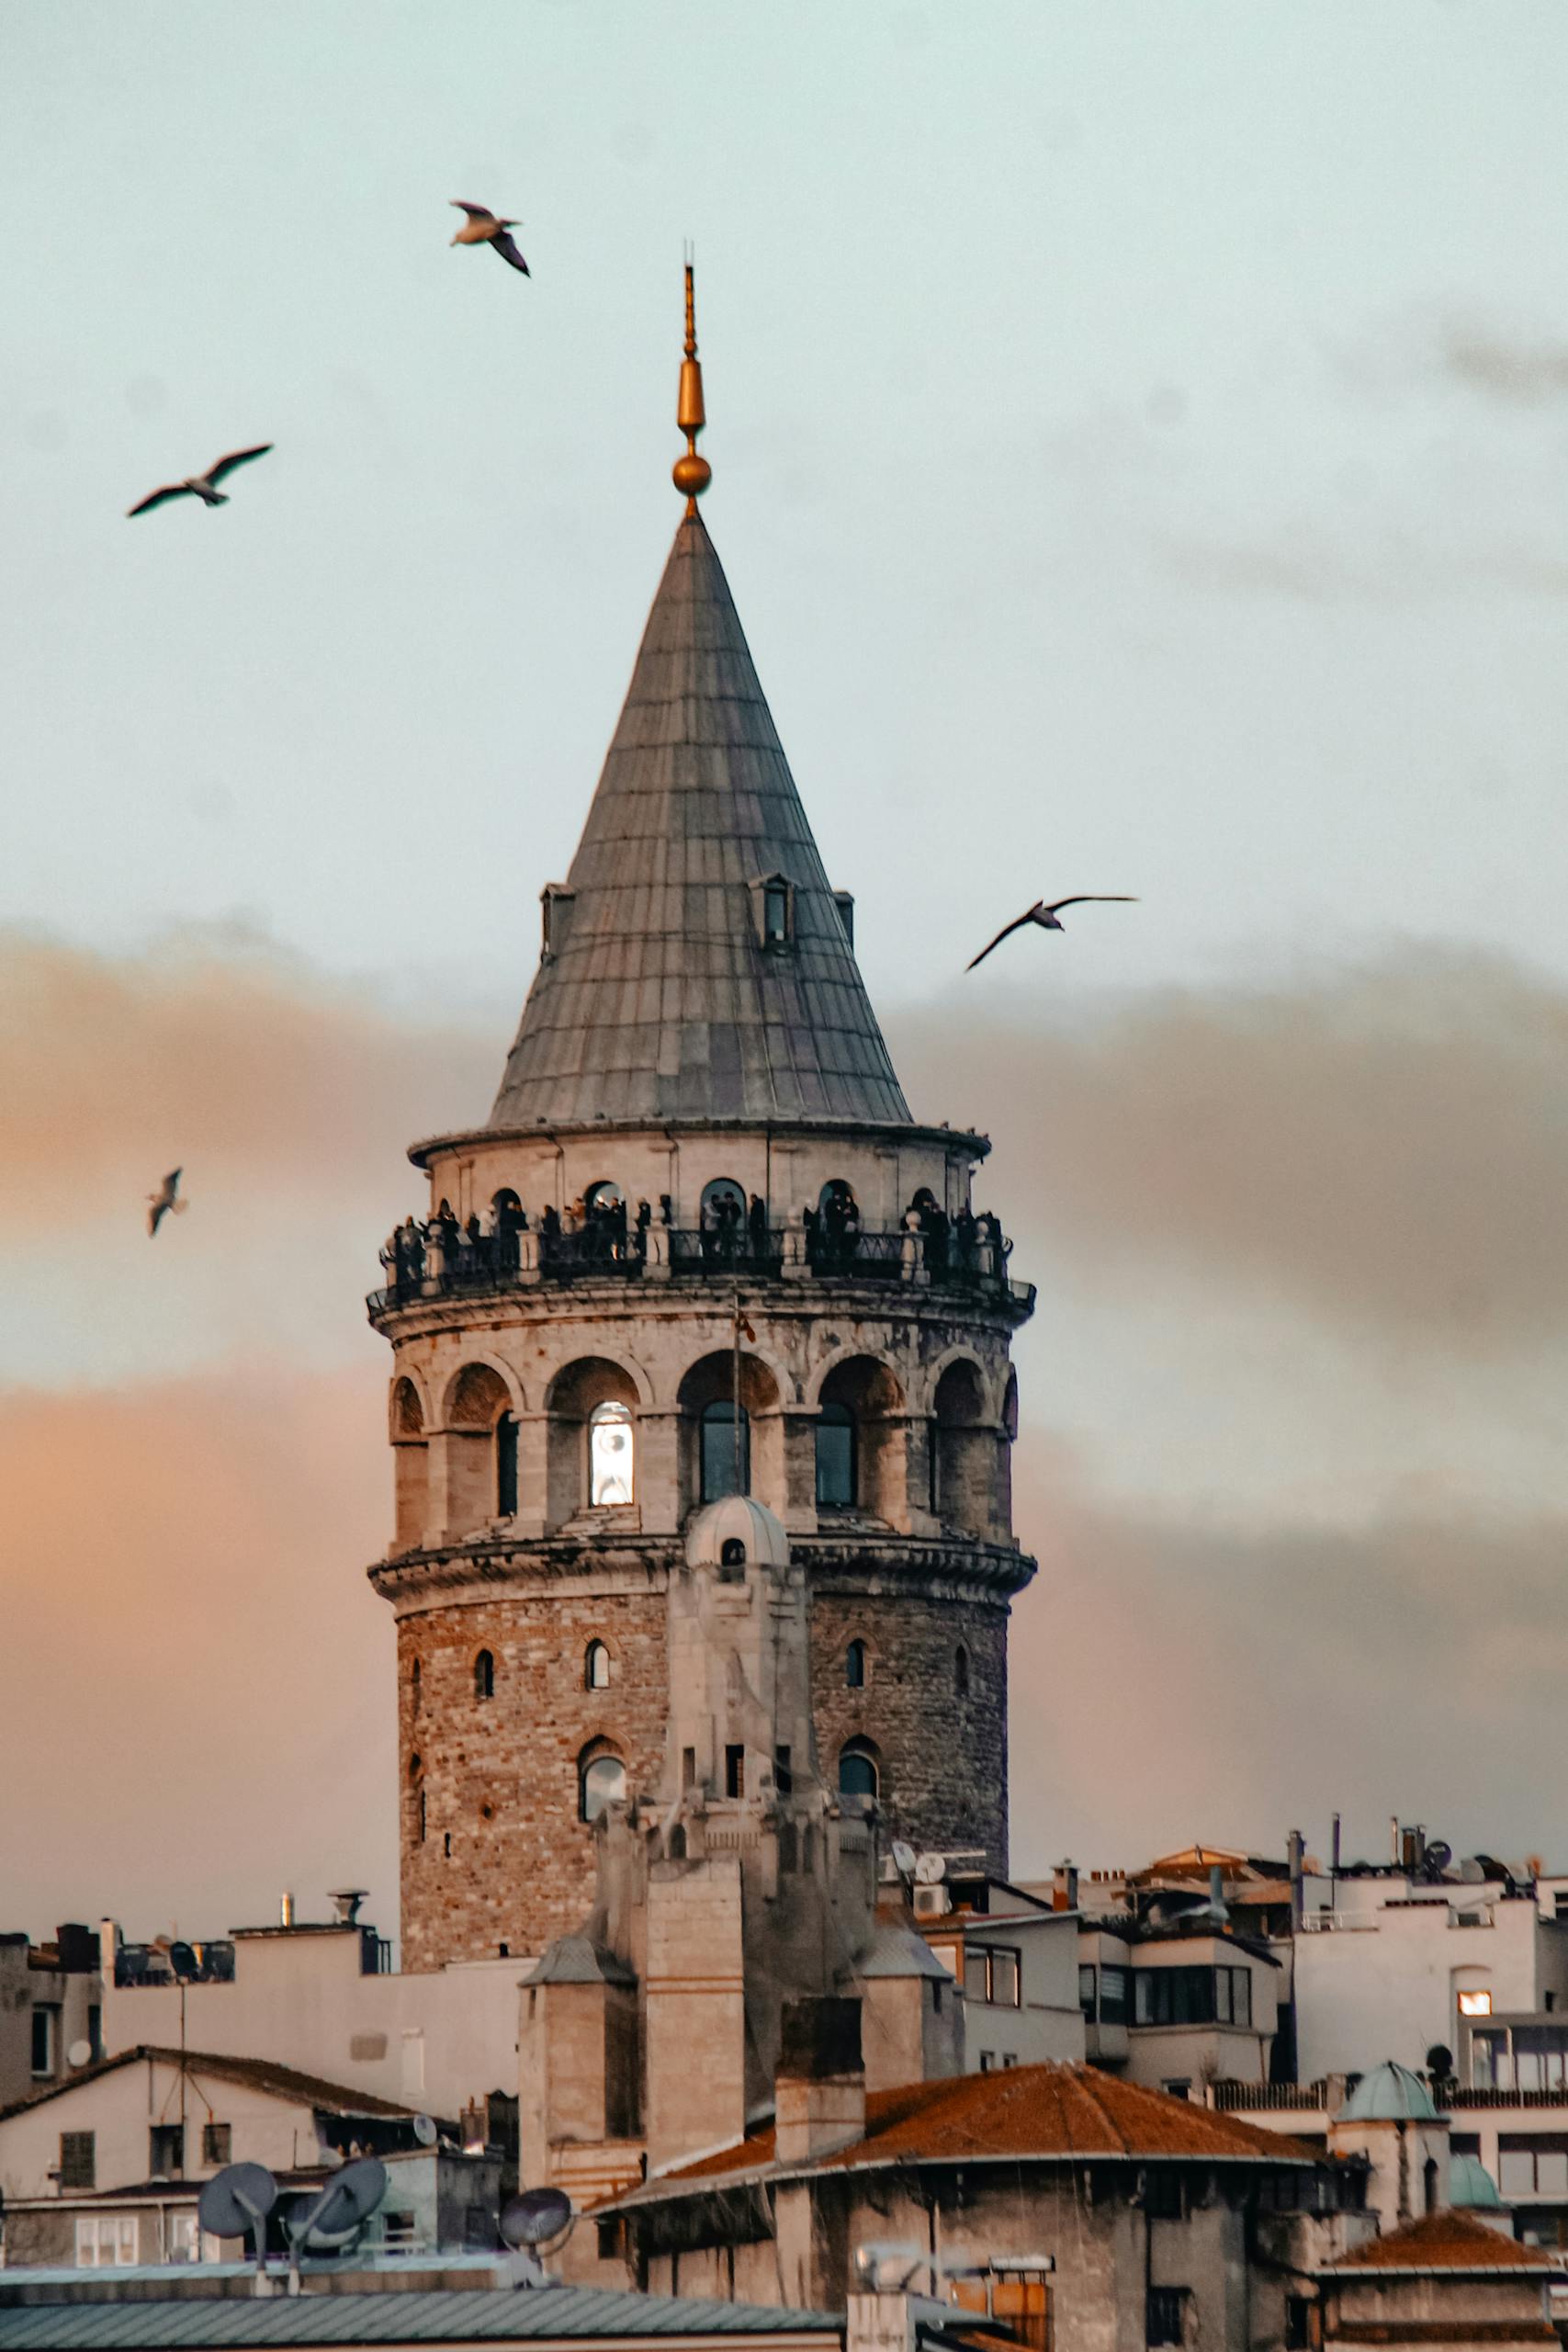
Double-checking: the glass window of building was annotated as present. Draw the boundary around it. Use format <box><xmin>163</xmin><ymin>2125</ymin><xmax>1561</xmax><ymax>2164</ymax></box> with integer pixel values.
<box><xmin>700</xmin><ymin>1400</ymin><xmax>749</xmax><ymax>1501</ymax></box>
<box><xmin>815</xmin><ymin>1403</ymin><xmax>856</xmax><ymax>1506</ymax></box>
<box><xmin>589</xmin><ymin>1401</ymin><xmax>634</xmax><ymax>1505</ymax></box>
<box><xmin>580</xmin><ymin>1751</ymin><xmax>627</xmax><ymax>1822</ymax></box>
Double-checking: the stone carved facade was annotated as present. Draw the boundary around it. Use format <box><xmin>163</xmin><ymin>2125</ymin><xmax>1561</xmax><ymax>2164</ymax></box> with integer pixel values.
<box><xmin>368</xmin><ymin>507</ymin><xmax>1035</xmax><ymax>1971</ymax></box>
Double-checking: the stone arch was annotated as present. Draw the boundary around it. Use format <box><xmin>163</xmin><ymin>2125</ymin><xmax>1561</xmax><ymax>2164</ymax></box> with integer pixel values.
<box><xmin>678</xmin><ymin>1350</ymin><xmax>784</xmax><ymax>1514</ymax></box>
<box><xmin>546</xmin><ymin>1356</ymin><xmax>641</xmax><ymax>1522</ymax></box>
<box><xmin>814</xmin><ymin>1354</ymin><xmax>906</xmax><ymax>1525</ymax></box>
<box><xmin>837</xmin><ymin>1736</ymin><xmax>881</xmax><ymax>1808</ymax></box>
<box><xmin>577</xmin><ymin>1736</ymin><xmax>627</xmax><ymax>1824</ymax></box>
<box><xmin>442</xmin><ymin>1362</ymin><xmax>515</xmax><ymax>1537</ymax></box>
<box><xmin>389</xmin><ymin>1375</ymin><xmax>429</xmax><ymax>1554</ymax></box>
<box><xmin>932</xmin><ymin>1357</ymin><xmax>994</xmax><ymax>1538</ymax></box>
<box><xmin>919</xmin><ymin>1344</ymin><xmax>997</xmax><ymax>1422</ymax></box>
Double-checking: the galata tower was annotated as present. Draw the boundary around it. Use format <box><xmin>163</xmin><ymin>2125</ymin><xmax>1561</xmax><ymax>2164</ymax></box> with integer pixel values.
<box><xmin>369</xmin><ymin>272</ymin><xmax>1036</xmax><ymax>1971</ymax></box>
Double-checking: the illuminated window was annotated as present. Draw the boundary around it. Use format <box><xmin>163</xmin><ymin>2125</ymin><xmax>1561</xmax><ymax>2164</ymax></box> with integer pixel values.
<box><xmin>589</xmin><ymin>1401</ymin><xmax>634</xmax><ymax>1506</ymax></box>
<box><xmin>1458</xmin><ymin>1989</ymin><xmax>1494</xmax><ymax>2018</ymax></box>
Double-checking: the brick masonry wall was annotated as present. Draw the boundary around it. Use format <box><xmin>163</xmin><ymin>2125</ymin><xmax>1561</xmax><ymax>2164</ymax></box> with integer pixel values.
<box><xmin>398</xmin><ymin>1567</ymin><xmax>1011</xmax><ymax>1968</ymax></box>
<box><xmin>398</xmin><ymin>1589</ymin><xmax>669</xmax><ymax>1972</ymax></box>
<box><xmin>809</xmin><ymin>1587</ymin><xmax>1010</xmax><ymax>1873</ymax></box>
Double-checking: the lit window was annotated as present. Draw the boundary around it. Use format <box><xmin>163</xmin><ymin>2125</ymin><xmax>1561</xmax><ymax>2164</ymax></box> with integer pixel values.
<box><xmin>585</xmin><ymin>1640</ymin><xmax>611</xmax><ymax>1690</ymax></box>
<box><xmin>815</xmin><ymin>1404</ymin><xmax>856</xmax><ymax>1507</ymax></box>
<box><xmin>700</xmin><ymin>1400</ymin><xmax>749</xmax><ymax>1501</ymax></box>
<box><xmin>845</xmin><ymin>1639</ymin><xmax>867</xmax><ymax>1690</ymax></box>
<box><xmin>590</xmin><ymin>1401</ymin><xmax>634</xmax><ymax>1506</ymax></box>
<box><xmin>1458</xmin><ymin>1989</ymin><xmax>1494</xmax><ymax>2018</ymax></box>
<box><xmin>580</xmin><ymin>1751</ymin><xmax>627</xmax><ymax>1822</ymax></box>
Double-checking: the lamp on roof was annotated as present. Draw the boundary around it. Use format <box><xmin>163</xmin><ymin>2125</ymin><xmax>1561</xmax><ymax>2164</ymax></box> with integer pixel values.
<box><xmin>673</xmin><ymin>250</ymin><xmax>712</xmax><ymax>512</ymax></box>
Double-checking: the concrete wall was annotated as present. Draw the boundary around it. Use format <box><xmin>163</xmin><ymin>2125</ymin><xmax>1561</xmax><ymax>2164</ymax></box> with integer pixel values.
<box><xmin>0</xmin><ymin>1944</ymin><xmax>100</xmax><ymax>2111</ymax></box>
<box><xmin>1296</xmin><ymin>1893</ymin><xmax>1566</xmax><ymax>2080</ymax></box>
<box><xmin>99</xmin><ymin>1927</ymin><xmax>522</xmax><ymax>2122</ymax></box>
<box><xmin>0</xmin><ymin>2056</ymin><xmax>329</xmax><ymax>2202</ymax></box>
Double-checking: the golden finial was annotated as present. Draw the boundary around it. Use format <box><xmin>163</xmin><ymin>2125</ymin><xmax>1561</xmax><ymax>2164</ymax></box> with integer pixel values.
<box><xmin>672</xmin><ymin>245</ymin><xmax>711</xmax><ymax>513</ymax></box>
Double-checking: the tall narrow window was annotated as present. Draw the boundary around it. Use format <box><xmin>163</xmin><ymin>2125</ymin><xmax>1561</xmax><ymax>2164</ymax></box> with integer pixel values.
<box><xmin>815</xmin><ymin>1403</ymin><xmax>856</xmax><ymax>1507</ymax></box>
<box><xmin>700</xmin><ymin>1401</ymin><xmax>750</xmax><ymax>1501</ymax></box>
<box><xmin>585</xmin><ymin>1639</ymin><xmax>611</xmax><ymax>1690</ymax></box>
<box><xmin>954</xmin><ymin>1644</ymin><xmax>970</xmax><ymax>1699</ymax></box>
<box><xmin>845</xmin><ymin>1639</ymin><xmax>867</xmax><ymax>1690</ymax></box>
<box><xmin>725</xmin><ymin>1745</ymin><xmax>745</xmax><ymax>1798</ymax></box>
<box><xmin>589</xmin><ymin>1400</ymin><xmax>634</xmax><ymax>1506</ymax></box>
<box><xmin>474</xmin><ymin>1649</ymin><xmax>495</xmax><ymax>1702</ymax></box>
<box><xmin>496</xmin><ymin>1414</ymin><xmax>518</xmax><ymax>1516</ymax></box>
<box><xmin>763</xmin><ymin>881</ymin><xmax>789</xmax><ymax>944</ymax></box>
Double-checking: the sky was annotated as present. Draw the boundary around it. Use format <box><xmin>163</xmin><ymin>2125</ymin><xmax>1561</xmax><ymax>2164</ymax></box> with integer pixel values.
<box><xmin>2</xmin><ymin>1</ymin><xmax>1566</xmax><ymax>1947</ymax></box>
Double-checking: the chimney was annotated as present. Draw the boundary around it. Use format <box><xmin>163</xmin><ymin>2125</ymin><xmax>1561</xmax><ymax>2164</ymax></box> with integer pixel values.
<box><xmin>775</xmin><ymin>1996</ymin><xmax>866</xmax><ymax>2165</ymax></box>
<box><xmin>328</xmin><ymin>1889</ymin><xmax>367</xmax><ymax>1927</ymax></box>
<box><xmin>1288</xmin><ymin>1829</ymin><xmax>1305</xmax><ymax>1930</ymax></box>
<box><xmin>279</xmin><ymin>1892</ymin><xmax>295</xmax><ymax>1928</ymax></box>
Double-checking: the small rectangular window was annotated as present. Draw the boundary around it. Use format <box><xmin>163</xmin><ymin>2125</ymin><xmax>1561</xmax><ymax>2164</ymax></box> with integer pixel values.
<box><xmin>1100</xmin><ymin>1965</ymin><xmax>1129</xmax><ymax>2025</ymax></box>
<box><xmin>201</xmin><ymin>2121</ymin><xmax>231</xmax><ymax>2166</ymax></box>
<box><xmin>1285</xmin><ymin>2297</ymin><xmax>1313</xmax><ymax>2350</ymax></box>
<box><xmin>76</xmin><ymin>2214</ymin><xmax>138</xmax><ymax>2267</ymax></box>
<box><xmin>150</xmin><ymin>2123</ymin><xmax>184</xmax><ymax>2177</ymax></box>
<box><xmin>725</xmin><ymin>1744</ymin><xmax>745</xmax><ymax>1799</ymax></box>
<box><xmin>774</xmin><ymin>1745</ymin><xmax>793</xmax><ymax>1796</ymax></box>
<box><xmin>1234</xmin><ymin>1968</ymin><xmax>1252</xmax><ymax>2027</ymax></box>
<box><xmin>989</xmin><ymin>1948</ymin><xmax>1021</xmax><ymax>2007</ymax></box>
<box><xmin>1145</xmin><ymin>2168</ymin><xmax>1184</xmax><ymax>2219</ymax></box>
<box><xmin>763</xmin><ymin>882</ymin><xmax>789</xmax><ymax>944</ymax></box>
<box><xmin>60</xmin><ymin>2132</ymin><xmax>96</xmax><ymax>2189</ymax></box>
<box><xmin>682</xmin><ymin>1747</ymin><xmax>697</xmax><ymax>1787</ymax></box>
<box><xmin>979</xmin><ymin>2051</ymin><xmax>997</xmax><ymax>2072</ymax></box>
<box><xmin>1079</xmin><ymin>1963</ymin><xmax>1098</xmax><ymax>2018</ymax></box>
<box><xmin>30</xmin><ymin>2005</ymin><xmax>58</xmax><ymax>2077</ymax></box>
<box><xmin>86</xmin><ymin>2005</ymin><xmax>102</xmax><ymax>2062</ymax></box>
<box><xmin>1146</xmin><ymin>2286</ymin><xmax>1187</xmax><ymax>2347</ymax></box>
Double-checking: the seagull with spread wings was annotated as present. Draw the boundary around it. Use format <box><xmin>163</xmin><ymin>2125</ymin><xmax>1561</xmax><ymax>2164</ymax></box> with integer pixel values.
<box><xmin>146</xmin><ymin>1169</ymin><xmax>186</xmax><ymax>1238</ymax></box>
<box><xmin>966</xmin><ymin>895</ymin><xmax>1137</xmax><ymax>972</ymax></box>
<box><xmin>449</xmin><ymin>201</ymin><xmax>530</xmax><ymax>276</ymax></box>
<box><xmin>126</xmin><ymin>446</ymin><xmax>273</xmax><ymax>517</ymax></box>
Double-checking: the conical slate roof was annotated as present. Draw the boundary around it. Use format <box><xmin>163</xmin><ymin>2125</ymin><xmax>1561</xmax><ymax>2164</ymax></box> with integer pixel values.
<box><xmin>490</xmin><ymin>514</ymin><xmax>911</xmax><ymax>1129</ymax></box>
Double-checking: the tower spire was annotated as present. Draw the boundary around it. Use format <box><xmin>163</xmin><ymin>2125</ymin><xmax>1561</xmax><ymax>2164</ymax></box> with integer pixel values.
<box><xmin>672</xmin><ymin>249</ymin><xmax>712</xmax><ymax>514</ymax></box>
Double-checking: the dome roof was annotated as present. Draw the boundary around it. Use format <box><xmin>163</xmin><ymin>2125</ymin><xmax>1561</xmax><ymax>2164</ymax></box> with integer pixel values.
<box><xmin>684</xmin><ymin>1495</ymin><xmax>790</xmax><ymax>1571</ymax></box>
<box><xmin>1449</xmin><ymin>2154</ymin><xmax>1504</xmax><ymax>2209</ymax></box>
<box><xmin>1342</xmin><ymin>2061</ymin><xmax>1440</xmax><ymax>2121</ymax></box>
<box><xmin>849</xmin><ymin>1927</ymin><xmax>955</xmax><ymax>1983</ymax></box>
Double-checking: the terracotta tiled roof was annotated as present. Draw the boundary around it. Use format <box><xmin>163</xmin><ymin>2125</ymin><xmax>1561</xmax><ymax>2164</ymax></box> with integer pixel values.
<box><xmin>1330</xmin><ymin>2211</ymin><xmax>1552</xmax><ymax>2272</ymax></box>
<box><xmin>0</xmin><ymin>2044</ymin><xmax>420</xmax><ymax>2127</ymax></box>
<box><xmin>633</xmin><ymin>2064</ymin><xmax>1326</xmax><ymax>2200</ymax></box>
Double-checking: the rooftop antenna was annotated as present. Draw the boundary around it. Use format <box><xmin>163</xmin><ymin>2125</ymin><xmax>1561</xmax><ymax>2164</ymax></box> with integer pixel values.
<box><xmin>500</xmin><ymin>2185</ymin><xmax>574</xmax><ymax>2287</ymax></box>
<box><xmin>673</xmin><ymin>247</ymin><xmax>712</xmax><ymax>515</ymax></box>
<box><xmin>197</xmin><ymin>2161</ymin><xmax>278</xmax><ymax>2278</ymax></box>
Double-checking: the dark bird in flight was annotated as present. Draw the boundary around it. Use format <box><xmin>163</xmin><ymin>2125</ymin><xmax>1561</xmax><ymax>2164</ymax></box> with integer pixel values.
<box><xmin>126</xmin><ymin>446</ymin><xmax>274</xmax><ymax>517</ymax></box>
<box><xmin>449</xmin><ymin>201</ymin><xmax>529</xmax><ymax>276</ymax></box>
<box><xmin>966</xmin><ymin>896</ymin><xmax>1137</xmax><ymax>971</ymax></box>
<box><xmin>146</xmin><ymin>1168</ymin><xmax>186</xmax><ymax>1238</ymax></box>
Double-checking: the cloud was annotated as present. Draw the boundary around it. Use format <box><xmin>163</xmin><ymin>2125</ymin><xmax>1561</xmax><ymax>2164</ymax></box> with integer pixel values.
<box><xmin>1441</xmin><ymin>326</ymin><xmax>1568</xmax><ymax>404</ymax></box>
<box><xmin>0</xmin><ymin>926</ymin><xmax>496</xmax><ymax>1233</ymax></box>
<box><xmin>1006</xmin><ymin>1441</ymin><xmax>1568</xmax><ymax>1875</ymax></box>
<box><xmin>888</xmin><ymin>948</ymin><xmax>1568</xmax><ymax>1354</ymax></box>
<box><xmin>0</xmin><ymin>1363</ymin><xmax>397</xmax><ymax>1942</ymax></box>
<box><xmin>1156</xmin><ymin>525</ymin><xmax>1568</xmax><ymax>601</ymax></box>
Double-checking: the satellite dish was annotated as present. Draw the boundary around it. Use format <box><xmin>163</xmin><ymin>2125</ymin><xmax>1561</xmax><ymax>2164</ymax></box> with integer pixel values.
<box><xmin>1426</xmin><ymin>1839</ymin><xmax>1453</xmax><ymax>1876</ymax></box>
<box><xmin>287</xmin><ymin>2156</ymin><xmax>387</xmax><ymax>2251</ymax></box>
<box><xmin>169</xmin><ymin>1941</ymin><xmax>198</xmax><ymax>1982</ymax></box>
<box><xmin>913</xmin><ymin>1852</ymin><xmax>946</xmax><ymax>1886</ymax></box>
<box><xmin>197</xmin><ymin>2162</ymin><xmax>278</xmax><ymax>2245</ymax></box>
<box><xmin>66</xmin><ymin>2041</ymin><xmax>92</xmax><ymax>2070</ymax></box>
<box><xmin>1459</xmin><ymin>1857</ymin><xmax>1487</xmax><ymax>1884</ymax></box>
<box><xmin>500</xmin><ymin>2186</ymin><xmax>572</xmax><ymax>2249</ymax></box>
<box><xmin>890</xmin><ymin>1840</ymin><xmax>917</xmax><ymax>1880</ymax></box>
<box><xmin>412</xmin><ymin>2114</ymin><xmax>437</xmax><ymax>2147</ymax></box>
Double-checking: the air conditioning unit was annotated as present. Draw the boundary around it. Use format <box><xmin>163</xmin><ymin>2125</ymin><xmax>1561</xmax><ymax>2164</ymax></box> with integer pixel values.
<box><xmin>913</xmin><ymin>1884</ymin><xmax>952</xmax><ymax>1919</ymax></box>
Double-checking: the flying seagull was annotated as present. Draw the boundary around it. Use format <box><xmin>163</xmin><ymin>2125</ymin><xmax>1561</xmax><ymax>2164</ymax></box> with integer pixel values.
<box><xmin>147</xmin><ymin>1169</ymin><xmax>186</xmax><ymax>1238</ymax></box>
<box><xmin>449</xmin><ymin>201</ymin><xmax>530</xmax><ymax>276</ymax></box>
<box><xmin>126</xmin><ymin>446</ymin><xmax>273</xmax><ymax>517</ymax></box>
<box><xmin>966</xmin><ymin>896</ymin><xmax>1137</xmax><ymax>972</ymax></box>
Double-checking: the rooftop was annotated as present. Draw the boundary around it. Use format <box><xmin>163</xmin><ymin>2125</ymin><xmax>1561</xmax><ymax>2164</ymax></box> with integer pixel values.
<box><xmin>1329</xmin><ymin>2211</ymin><xmax>1551</xmax><ymax>2273</ymax></box>
<box><xmin>0</xmin><ymin>2047</ymin><xmax>419</xmax><ymax>2129</ymax></box>
<box><xmin>611</xmin><ymin>2062</ymin><xmax>1327</xmax><ymax>2206</ymax></box>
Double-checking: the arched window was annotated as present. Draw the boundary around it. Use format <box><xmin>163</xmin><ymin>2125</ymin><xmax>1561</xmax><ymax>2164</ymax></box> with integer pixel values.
<box><xmin>954</xmin><ymin>1644</ymin><xmax>970</xmax><ymax>1699</ymax></box>
<box><xmin>491</xmin><ymin>1188</ymin><xmax>524</xmax><ymax>1237</ymax></box>
<box><xmin>474</xmin><ymin>1649</ymin><xmax>495</xmax><ymax>1702</ymax></box>
<box><xmin>816</xmin><ymin>1402</ymin><xmax>856</xmax><ymax>1507</ymax></box>
<box><xmin>845</xmin><ymin>1639</ymin><xmax>867</xmax><ymax>1690</ymax></box>
<box><xmin>496</xmin><ymin>1414</ymin><xmax>519</xmax><ymax>1517</ymax></box>
<box><xmin>700</xmin><ymin>1401</ymin><xmax>750</xmax><ymax>1502</ymax></box>
<box><xmin>589</xmin><ymin>1401</ymin><xmax>634</xmax><ymax>1506</ymax></box>
<box><xmin>584</xmin><ymin>1180</ymin><xmax>623</xmax><ymax>1214</ymax></box>
<box><xmin>839</xmin><ymin>1743</ymin><xmax>879</xmax><ymax>1802</ymax></box>
<box><xmin>720</xmin><ymin>1536</ymin><xmax>747</xmax><ymax>1569</ymax></box>
<box><xmin>585</xmin><ymin>1640</ymin><xmax>612</xmax><ymax>1691</ymax></box>
<box><xmin>410</xmin><ymin>1657</ymin><xmax>422</xmax><ymax>1710</ymax></box>
<box><xmin>579</xmin><ymin>1749</ymin><xmax>627</xmax><ymax>1823</ymax></box>
<box><xmin>701</xmin><ymin>1178</ymin><xmax>746</xmax><ymax>1219</ymax></box>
